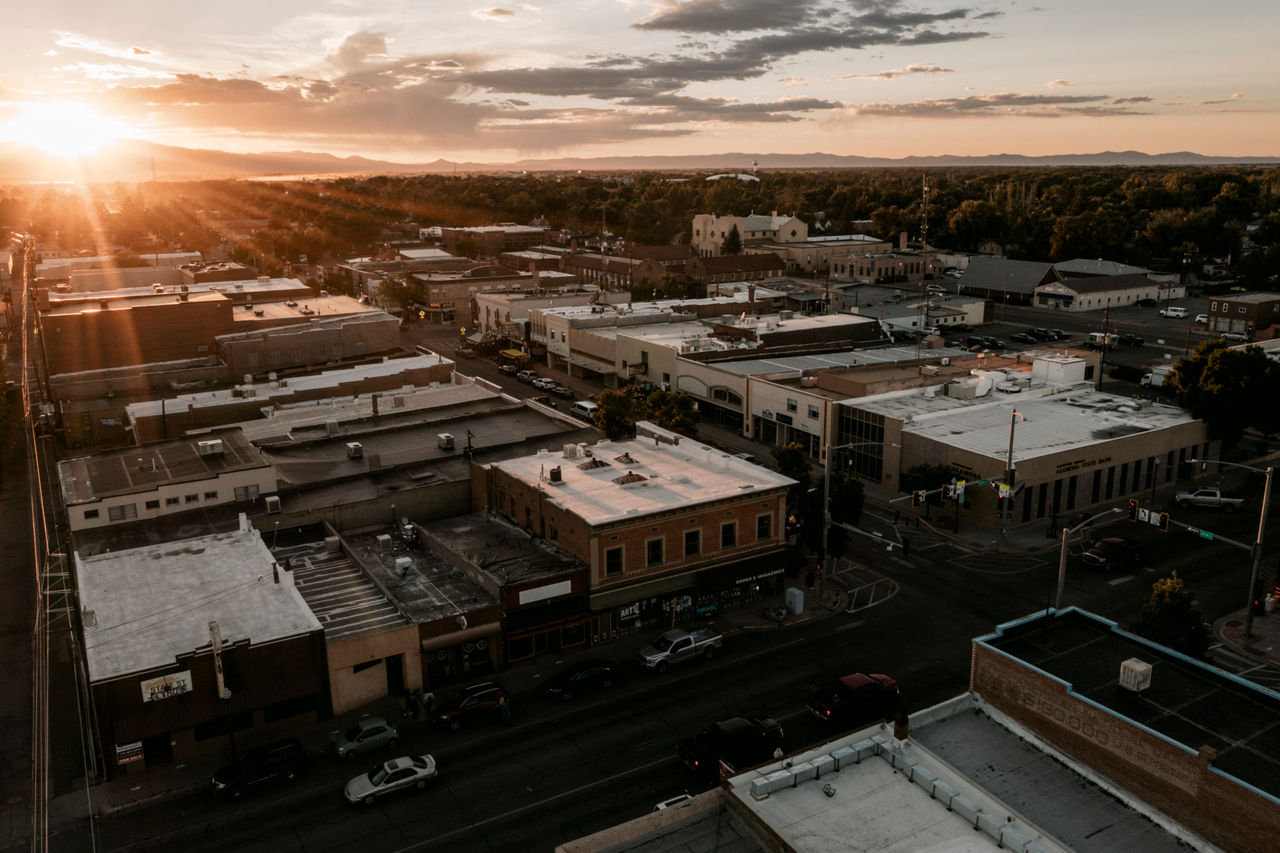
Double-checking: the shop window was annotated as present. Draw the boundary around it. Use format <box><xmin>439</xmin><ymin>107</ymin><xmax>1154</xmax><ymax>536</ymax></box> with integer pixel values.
<box><xmin>756</xmin><ymin>515</ymin><xmax>772</xmax><ymax>540</ymax></box>
<box><xmin>605</xmin><ymin>547</ymin><xmax>623</xmax><ymax>575</ymax></box>
<box><xmin>646</xmin><ymin>538</ymin><xmax>663</xmax><ymax>567</ymax></box>
<box><xmin>685</xmin><ymin>529</ymin><xmax>700</xmax><ymax>556</ymax></box>
<box><xmin>721</xmin><ymin>522</ymin><xmax>737</xmax><ymax>548</ymax></box>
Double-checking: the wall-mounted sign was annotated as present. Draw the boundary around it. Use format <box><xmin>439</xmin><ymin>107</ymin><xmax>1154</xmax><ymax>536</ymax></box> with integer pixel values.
<box><xmin>141</xmin><ymin>670</ymin><xmax>192</xmax><ymax>703</ymax></box>
<box><xmin>115</xmin><ymin>741</ymin><xmax>144</xmax><ymax>765</ymax></box>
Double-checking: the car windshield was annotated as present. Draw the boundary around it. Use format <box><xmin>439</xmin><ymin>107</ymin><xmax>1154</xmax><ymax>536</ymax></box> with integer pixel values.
<box><xmin>652</xmin><ymin>635</ymin><xmax>674</xmax><ymax>651</ymax></box>
<box><xmin>343</xmin><ymin>725</ymin><xmax>363</xmax><ymax>741</ymax></box>
<box><xmin>369</xmin><ymin>765</ymin><xmax>389</xmax><ymax>786</ymax></box>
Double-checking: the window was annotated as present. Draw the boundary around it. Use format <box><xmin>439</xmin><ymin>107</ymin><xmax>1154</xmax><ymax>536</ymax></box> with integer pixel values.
<box><xmin>203</xmin><ymin>491</ymin><xmax>218</xmax><ymax>501</ymax></box>
<box><xmin>165</xmin><ymin>497</ymin><xmax>179</xmax><ymax>507</ymax></box>
<box><xmin>721</xmin><ymin>522</ymin><xmax>737</xmax><ymax>548</ymax></box>
<box><xmin>108</xmin><ymin>504</ymin><xmax>138</xmax><ymax>522</ymax></box>
<box><xmin>1211</xmin><ymin>301</ymin><xmax>1217</xmax><ymax>310</ymax></box>
<box><xmin>185</xmin><ymin>494</ymin><xmax>199</xmax><ymax>504</ymax></box>
<box><xmin>807</xmin><ymin>405</ymin><xmax>819</xmax><ymax>419</ymax></box>
<box><xmin>145</xmin><ymin>500</ymin><xmax>160</xmax><ymax>510</ymax></box>
<box><xmin>684</xmin><ymin>529</ymin><xmax>700</xmax><ymax>556</ymax></box>
<box><xmin>646</xmin><ymin>538</ymin><xmax>663</xmax><ymax>567</ymax></box>
<box><xmin>84</xmin><ymin>509</ymin><xmax>100</xmax><ymax>521</ymax></box>
<box><xmin>233</xmin><ymin>485</ymin><xmax>260</xmax><ymax>502</ymax></box>
<box><xmin>786</xmin><ymin>398</ymin><xmax>797</xmax><ymax>413</ymax></box>
<box><xmin>1238</xmin><ymin>307</ymin><xmax>1247</xmax><ymax>314</ymax></box>
<box><xmin>756</xmin><ymin>515</ymin><xmax>772</xmax><ymax>540</ymax></box>
<box><xmin>605</xmin><ymin>547</ymin><xmax>623</xmax><ymax>576</ymax></box>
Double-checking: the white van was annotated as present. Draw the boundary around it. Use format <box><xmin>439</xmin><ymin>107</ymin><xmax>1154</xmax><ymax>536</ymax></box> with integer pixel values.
<box><xmin>570</xmin><ymin>401</ymin><xmax>599</xmax><ymax>421</ymax></box>
<box><xmin>1159</xmin><ymin>306</ymin><xmax>1188</xmax><ymax>319</ymax></box>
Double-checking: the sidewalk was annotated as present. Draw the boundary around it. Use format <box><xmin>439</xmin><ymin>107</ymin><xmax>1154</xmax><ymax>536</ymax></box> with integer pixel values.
<box><xmin>1214</xmin><ymin>608</ymin><xmax>1280</xmax><ymax>668</ymax></box>
<box><xmin>39</xmin><ymin>581</ymin><xmax>847</xmax><ymax>843</ymax></box>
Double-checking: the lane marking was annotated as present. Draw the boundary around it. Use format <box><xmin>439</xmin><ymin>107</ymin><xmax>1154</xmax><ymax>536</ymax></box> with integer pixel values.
<box><xmin>835</xmin><ymin>620</ymin><xmax>865</xmax><ymax>633</ymax></box>
<box><xmin>1106</xmin><ymin>575</ymin><xmax>1135</xmax><ymax>585</ymax></box>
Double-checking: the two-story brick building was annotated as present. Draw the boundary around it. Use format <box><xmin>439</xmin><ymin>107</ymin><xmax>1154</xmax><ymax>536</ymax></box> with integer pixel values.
<box><xmin>473</xmin><ymin>422</ymin><xmax>795</xmax><ymax>640</ymax></box>
<box><xmin>1207</xmin><ymin>290</ymin><xmax>1280</xmax><ymax>336</ymax></box>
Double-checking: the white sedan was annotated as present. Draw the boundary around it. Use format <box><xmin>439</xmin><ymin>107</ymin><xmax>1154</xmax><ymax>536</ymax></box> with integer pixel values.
<box><xmin>344</xmin><ymin>754</ymin><xmax>437</xmax><ymax>805</ymax></box>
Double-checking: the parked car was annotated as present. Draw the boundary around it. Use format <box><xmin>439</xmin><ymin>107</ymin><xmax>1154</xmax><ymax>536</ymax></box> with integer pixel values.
<box><xmin>436</xmin><ymin>681</ymin><xmax>511</xmax><ymax>730</ymax></box>
<box><xmin>1011</xmin><ymin>332</ymin><xmax>1036</xmax><ymax>344</ymax></box>
<box><xmin>965</xmin><ymin>335</ymin><xmax>993</xmax><ymax>350</ymax></box>
<box><xmin>1194</xmin><ymin>314</ymin><xmax>1209</xmax><ymax>324</ymax></box>
<box><xmin>1081</xmin><ymin>537</ymin><xmax>1143</xmax><ymax>571</ymax></box>
<box><xmin>543</xmin><ymin>659</ymin><xmax>617</xmax><ymax>701</ymax></box>
<box><xmin>1175</xmin><ymin>487</ymin><xmax>1244</xmax><ymax>511</ymax></box>
<box><xmin>1028</xmin><ymin>328</ymin><xmax>1053</xmax><ymax>340</ymax></box>
<box><xmin>532</xmin><ymin>376</ymin><xmax>558</xmax><ymax>390</ymax></box>
<box><xmin>638</xmin><ymin>627</ymin><xmax>723</xmax><ymax>673</ymax></box>
<box><xmin>516</xmin><ymin>369</ymin><xmax>539</xmax><ymax>383</ymax></box>
<box><xmin>986</xmin><ymin>337</ymin><xmax>1007</xmax><ymax>349</ymax></box>
<box><xmin>1048</xmin><ymin>328</ymin><xmax>1069</xmax><ymax>340</ymax></box>
<box><xmin>570</xmin><ymin>400</ymin><xmax>599</xmax><ymax>420</ymax></box>
<box><xmin>949</xmin><ymin>323</ymin><xmax>972</xmax><ymax>333</ymax></box>
<box><xmin>1118</xmin><ymin>333</ymin><xmax>1145</xmax><ymax>346</ymax></box>
<box><xmin>1137</xmin><ymin>298</ymin><xmax>1157</xmax><ymax>307</ymax></box>
<box><xmin>551</xmin><ymin>384</ymin><xmax>575</xmax><ymax>399</ymax></box>
<box><xmin>343</xmin><ymin>754</ymin><xmax>437</xmax><ymax>805</ymax></box>
<box><xmin>653</xmin><ymin>792</ymin><xmax>693</xmax><ymax>812</ymax></box>
<box><xmin>498</xmin><ymin>363</ymin><xmax>520</xmax><ymax>376</ymax></box>
<box><xmin>806</xmin><ymin>673</ymin><xmax>900</xmax><ymax>730</ymax></box>
<box><xmin>212</xmin><ymin>738</ymin><xmax>308</xmax><ymax>799</ymax></box>
<box><xmin>1222</xmin><ymin>331</ymin><xmax>1251</xmax><ymax>342</ymax></box>
<box><xmin>1159</xmin><ymin>306</ymin><xmax>1188</xmax><ymax>318</ymax></box>
<box><xmin>331</xmin><ymin>717</ymin><xmax>400</xmax><ymax>760</ymax></box>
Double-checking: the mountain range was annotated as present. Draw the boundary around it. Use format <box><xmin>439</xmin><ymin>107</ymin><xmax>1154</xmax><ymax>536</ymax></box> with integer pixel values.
<box><xmin>2</xmin><ymin>138</ymin><xmax>1276</xmax><ymax>184</ymax></box>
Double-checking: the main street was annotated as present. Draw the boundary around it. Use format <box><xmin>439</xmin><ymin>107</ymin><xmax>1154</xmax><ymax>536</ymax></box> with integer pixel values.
<box><xmin>43</xmin><ymin>484</ymin><xmax>1278</xmax><ymax>853</ymax></box>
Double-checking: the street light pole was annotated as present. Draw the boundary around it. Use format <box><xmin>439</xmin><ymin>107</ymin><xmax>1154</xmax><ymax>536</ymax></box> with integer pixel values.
<box><xmin>1001</xmin><ymin>409</ymin><xmax>1024</xmax><ymax>541</ymax></box>
<box><xmin>1055</xmin><ymin>506</ymin><xmax>1125</xmax><ymax>610</ymax></box>
<box><xmin>1189</xmin><ymin>458</ymin><xmax>1274</xmax><ymax>638</ymax></box>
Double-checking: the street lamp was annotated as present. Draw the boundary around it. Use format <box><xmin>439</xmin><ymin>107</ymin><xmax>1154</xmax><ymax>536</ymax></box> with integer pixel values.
<box><xmin>1001</xmin><ymin>409</ymin><xmax>1025</xmax><ymax>541</ymax></box>
<box><xmin>822</xmin><ymin>440</ymin><xmax>899</xmax><ymax>565</ymax></box>
<box><xmin>1189</xmin><ymin>458</ymin><xmax>1274</xmax><ymax>637</ymax></box>
<box><xmin>1054</xmin><ymin>506</ymin><xmax>1125</xmax><ymax>610</ymax></box>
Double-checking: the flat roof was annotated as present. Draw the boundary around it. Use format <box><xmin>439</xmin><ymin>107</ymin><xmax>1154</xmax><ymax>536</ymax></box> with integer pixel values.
<box><xmin>78</xmin><ymin>518</ymin><xmax>322</xmax><ymax>681</ymax></box>
<box><xmin>488</xmin><ymin>422</ymin><xmax>795</xmax><ymax>526</ymax></box>
<box><xmin>852</xmin><ymin>385</ymin><xmax>1196</xmax><ymax>465</ymax></box>
<box><xmin>342</xmin><ymin>530</ymin><xmax>501</xmax><ymax>624</ymax></box>
<box><xmin>45</xmin><ymin>277</ymin><xmax>308</xmax><ymax>307</ymax></box>
<box><xmin>420</xmin><ymin>512</ymin><xmax>585</xmax><ymax>588</ymax></box>
<box><xmin>701</xmin><ymin>345</ymin><xmax>973</xmax><ymax>377</ymax></box>
<box><xmin>979</xmin><ymin>609</ymin><xmax>1280</xmax><ymax>802</ymax></box>
<box><xmin>59</xmin><ymin>429</ymin><xmax>266</xmax><ymax>505</ymax></box>
<box><xmin>228</xmin><ymin>295</ymin><xmax>380</xmax><ymax>323</ymax></box>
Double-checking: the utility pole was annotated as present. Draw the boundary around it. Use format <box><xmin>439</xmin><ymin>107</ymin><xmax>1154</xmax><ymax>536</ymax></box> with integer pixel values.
<box><xmin>1001</xmin><ymin>409</ymin><xmax>1025</xmax><ymax>542</ymax></box>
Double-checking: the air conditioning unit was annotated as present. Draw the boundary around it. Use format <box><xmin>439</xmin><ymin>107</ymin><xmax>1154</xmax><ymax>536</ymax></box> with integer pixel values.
<box><xmin>197</xmin><ymin>439</ymin><xmax>225</xmax><ymax>457</ymax></box>
<box><xmin>1118</xmin><ymin>658</ymin><xmax>1152</xmax><ymax>692</ymax></box>
<box><xmin>563</xmin><ymin>444</ymin><xmax>581</xmax><ymax>459</ymax></box>
<box><xmin>548</xmin><ymin>466</ymin><xmax>562</xmax><ymax>483</ymax></box>
<box><xmin>346</xmin><ymin>441</ymin><xmax>363</xmax><ymax>459</ymax></box>
<box><xmin>437</xmin><ymin>433</ymin><xmax>455</xmax><ymax>450</ymax></box>
<box><xmin>940</xmin><ymin>357</ymin><xmax>950</xmax><ymax>366</ymax></box>
<box><xmin>264</xmin><ymin>495</ymin><xmax>281</xmax><ymax>514</ymax></box>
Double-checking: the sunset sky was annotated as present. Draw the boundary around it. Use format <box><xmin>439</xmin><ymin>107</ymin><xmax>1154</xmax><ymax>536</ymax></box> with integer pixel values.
<box><xmin>0</xmin><ymin>0</ymin><xmax>1276</xmax><ymax>164</ymax></box>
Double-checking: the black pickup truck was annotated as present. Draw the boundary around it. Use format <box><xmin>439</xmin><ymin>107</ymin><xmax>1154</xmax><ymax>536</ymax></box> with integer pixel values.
<box><xmin>677</xmin><ymin>716</ymin><xmax>784</xmax><ymax>779</ymax></box>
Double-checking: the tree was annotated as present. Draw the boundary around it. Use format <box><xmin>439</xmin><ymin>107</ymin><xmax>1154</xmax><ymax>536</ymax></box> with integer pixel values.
<box><xmin>1134</xmin><ymin>572</ymin><xmax>1209</xmax><ymax>658</ymax></box>
<box><xmin>899</xmin><ymin>464</ymin><xmax>954</xmax><ymax>505</ymax></box>
<box><xmin>454</xmin><ymin>235</ymin><xmax>484</xmax><ymax>260</ymax></box>
<box><xmin>643</xmin><ymin>390</ymin><xmax>698</xmax><ymax>436</ymax></box>
<box><xmin>771</xmin><ymin>442</ymin><xmax>813</xmax><ymax>513</ymax></box>
<box><xmin>593</xmin><ymin>389</ymin><xmax>636</xmax><ymax>440</ymax></box>
<box><xmin>720</xmin><ymin>224</ymin><xmax>742</xmax><ymax>255</ymax></box>
<box><xmin>1167</xmin><ymin>341</ymin><xmax>1280</xmax><ymax>443</ymax></box>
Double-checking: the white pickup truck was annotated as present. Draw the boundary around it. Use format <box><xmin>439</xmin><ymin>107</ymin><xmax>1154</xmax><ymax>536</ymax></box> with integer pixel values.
<box><xmin>638</xmin><ymin>627</ymin><xmax>723</xmax><ymax>673</ymax></box>
<box><xmin>1174</xmin><ymin>487</ymin><xmax>1244</xmax><ymax>511</ymax></box>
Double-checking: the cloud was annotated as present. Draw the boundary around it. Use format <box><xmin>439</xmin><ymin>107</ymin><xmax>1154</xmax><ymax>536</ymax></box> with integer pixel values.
<box><xmin>54</xmin><ymin>31</ymin><xmax>162</xmax><ymax>62</ymax></box>
<box><xmin>1046</xmin><ymin>79</ymin><xmax>1074</xmax><ymax>87</ymax></box>
<box><xmin>325</xmin><ymin>31</ymin><xmax>389</xmax><ymax>72</ymax></box>
<box><xmin>849</xmin><ymin>91</ymin><xmax>1151</xmax><ymax>118</ymax></box>
<box><xmin>1197</xmin><ymin>93</ymin><xmax>1244</xmax><ymax>105</ymax></box>
<box><xmin>55</xmin><ymin>62</ymin><xmax>177</xmax><ymax>82</ymax></box>
<box><xmin>635</xmin><ymin>0</ymin><xmax>808</xmax><ymax>32</ymax></box>
<box><xmin>474</xmin><ymin>8</ymin><xmax>517</xmax><ymax>20</ymax></box>
<box><xmin>1110</xmin><ymin>96</ymin><xmax>1152</xmax><ymax>104</ymax></box>
<box><xmin>839</xmin><ymin>63</ymin><xmax>954</xmax><ymax>80</ymax></box>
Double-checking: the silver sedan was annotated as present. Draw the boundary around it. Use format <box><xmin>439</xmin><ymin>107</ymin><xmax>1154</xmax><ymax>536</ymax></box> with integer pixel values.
<box><xmin>344</xmin><ymin>754</ymin><xmax>438</xmax><ymax>805</ymax></box>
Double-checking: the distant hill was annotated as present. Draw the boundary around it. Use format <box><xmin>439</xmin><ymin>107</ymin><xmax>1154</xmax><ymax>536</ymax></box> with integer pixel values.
<box><xmin>0</xmin><ymin>139</ymin><xmax>1275</xmax><ymax>183</ymax></box>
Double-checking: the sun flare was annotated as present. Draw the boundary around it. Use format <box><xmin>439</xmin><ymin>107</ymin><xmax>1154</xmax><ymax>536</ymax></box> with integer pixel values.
<box><xmin>1</xmin><ymin>102</ymin><xmax>128</xmax><ymax>158</ymax></box>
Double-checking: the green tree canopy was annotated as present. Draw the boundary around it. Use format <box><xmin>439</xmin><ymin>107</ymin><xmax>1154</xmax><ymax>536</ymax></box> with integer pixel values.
<box><xmin>593</xmin><ymin>389</ymin><xmax>636</xmax><ymax>440</ymax></box>
<box><xmin>1134</xmin><ymin>572</ymin><xmax>1209</xmax><ymax>658</ymax></box>
<box><xmin>1167</xmin><ymin>341</ymin><xmax>1280</xmax><ymax>442</ymax></box>
<box><xmin>642</xmin><ymin>390</ymin><xmax>699</xmax><ymax>436</ymax></box>
<box><xmin>720</xmin><ymin>223</ymin><xmax>742</xmax><ymax>255</ymax></box>
<box><xmin>771</xmin><ymin>442</ymin><xmax>813</xmax><ymax>512</ymax></box>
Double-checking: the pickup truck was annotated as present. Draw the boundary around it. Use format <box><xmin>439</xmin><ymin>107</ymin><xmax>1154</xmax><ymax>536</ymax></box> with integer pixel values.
<box><xmin>1175</xmin><ymin>487</ymin><xmax>1244</xmax><ymax>511</ymax></box>
<box><xmin>638</xmin><ymin>627</ymin><xmax>722</xmax><ymax>673</ymax></box>
<box><xmin>677</xmin><ymin>716</ymin><xmax>784</xmax><ymax>778</ymax></box>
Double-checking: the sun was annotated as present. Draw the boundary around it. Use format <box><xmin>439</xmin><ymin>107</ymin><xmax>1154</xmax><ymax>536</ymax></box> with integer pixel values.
<box><xmin>0</xmin><ymin>102</ymin><xmax>128</xmax><ymax>158</ymax></box>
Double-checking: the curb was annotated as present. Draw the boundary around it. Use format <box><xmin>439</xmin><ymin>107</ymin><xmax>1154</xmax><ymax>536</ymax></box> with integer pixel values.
<box><xmin>1213</xmin><ymin>610</ymin><xmax>1280</xmax><ymax>669</ymax></box>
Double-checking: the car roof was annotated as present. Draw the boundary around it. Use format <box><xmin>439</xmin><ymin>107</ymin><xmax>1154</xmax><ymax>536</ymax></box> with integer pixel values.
<box><xmin>357</xmin><ymin>717</ymin><xmax>389</xmax><ymax>730</ymax></box>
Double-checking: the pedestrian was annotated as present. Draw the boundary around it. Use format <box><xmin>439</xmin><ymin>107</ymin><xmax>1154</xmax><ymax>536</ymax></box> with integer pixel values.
<box><xmin>402</xmin><ymin>688</ymin><xmax>412</xmax><ymax>717</ymax></box>
<box><xmin>498</xmin><ymin>694</ymin><xmax>512</xmax><ymax>723</ymax></box>
<box><xmin>422</xmin><ymin>691</ymin><xmax>436</xmax><ymax>720</ymax></box>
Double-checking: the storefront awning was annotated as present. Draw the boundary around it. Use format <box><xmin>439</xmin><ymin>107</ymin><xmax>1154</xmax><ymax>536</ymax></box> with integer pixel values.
<box><xmin>421</xmin><ymin>621</ymin><xmax>501</xmax><ymax>652</ymax></box>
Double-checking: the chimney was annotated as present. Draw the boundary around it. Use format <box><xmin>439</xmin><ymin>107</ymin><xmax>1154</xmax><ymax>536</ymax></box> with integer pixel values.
<box><xmin>899</xmin><ymin>231</ymin><xmax>908</xmax><ymax>251</ymax></box>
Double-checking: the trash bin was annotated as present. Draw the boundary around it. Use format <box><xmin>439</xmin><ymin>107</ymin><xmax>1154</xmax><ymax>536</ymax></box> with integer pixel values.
<box><xmin>1266</xmin><ymin>594</ymin><xmax>1276</xmax><ymax>614</ymax></box>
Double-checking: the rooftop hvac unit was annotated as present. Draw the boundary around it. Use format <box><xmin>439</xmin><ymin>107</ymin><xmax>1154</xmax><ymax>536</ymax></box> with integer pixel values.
<box><xmin>940</xmin><ymin>357</ymin><xmax>950</xmax><ymax>366</ymax></box>
<box><xmin>1118</xmin><ymin>658</ymin><xmax>1152</xmax><ymax>692</ymax></box>
<box><xmin>800</xmin><ymin>376</ymin><xmax>819</xmax><ymax>387</ymax></box>
<box><xmin>395</xmin><ymin>556</ymin><xmax>412</xmax><ymax>577</ymax></box>
<box><xmin>326</xmin><ymin>420</ymin><xmax>339</xmax><ymax>437</ymax></box>
<box><xmin>346</xmin><ymin>441</ymin><xmax>363</xmax><ymax>459</ymax></box>
<box><xmin>437</xmin><ymin>433</ymin><xmax>455</xmax><ymax>450</ymax></box>
<box><xmin>264</xmin><ymin>495</ymin><xmax>281</xmax><ymax>514</ymax></box>
<box><xmin>197</xmin><ymin>439</ymin><xmax>225</xmax><ymax>457</ymax></box>
<box><xmin>548</xmin><ymin>466</ymin><xmax>562</xmax><ymax>483</ymax></box>
<box><xmin>563</xmin><ymin>444</ymin><xmax>581</xmax><ymax>459</ymax></box>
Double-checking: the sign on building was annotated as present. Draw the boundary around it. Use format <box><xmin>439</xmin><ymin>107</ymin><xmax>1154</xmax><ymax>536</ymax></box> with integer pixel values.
<box><xmin>140</xmin><ymin>670</ymin><xmax>193</xmax><ymax>703</ymax></box>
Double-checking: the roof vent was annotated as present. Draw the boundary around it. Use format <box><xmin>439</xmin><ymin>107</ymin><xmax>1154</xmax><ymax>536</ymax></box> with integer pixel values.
<box><xmin>197</xmin><ymin>439</ymin><xmax>225</xmax><ymax>457</ymax></box>
<box><xmin>1119</xmin><ymin>658</ymin><xmax>1152</xmax><ymax>693</ymax></box>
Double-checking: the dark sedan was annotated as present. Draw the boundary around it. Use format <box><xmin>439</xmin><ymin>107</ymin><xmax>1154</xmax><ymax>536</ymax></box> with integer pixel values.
<box><xmin>543</xmin><ymin>660</ymin><xmax>617</xmax><ymax>701</ymax></box>
<box><xmin>1081</xmin><ymin>537</ymin><xmax>1143</xmax><ymax>571</ymax></box>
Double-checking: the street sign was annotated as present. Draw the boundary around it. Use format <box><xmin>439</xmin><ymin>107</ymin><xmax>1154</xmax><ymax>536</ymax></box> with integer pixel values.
<box><xmin>1199</xmin><ymin>530</ymin><xmax>1215</xmax><ymax>540</ymax></box>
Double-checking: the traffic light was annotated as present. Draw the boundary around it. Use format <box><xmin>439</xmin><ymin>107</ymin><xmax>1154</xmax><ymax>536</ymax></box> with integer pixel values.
<box><xmin>1127</xmin><ymin>499</ymin><xmax>1139</xmax><ymax>521</ymax></box>
<box><xmin>1158</xmin><ymin>511</ymin><xmax>1170</xmax><ymax>532</ymax></box>
<box><xmin>911</xmin><ymin>490</ymin><xmax>925</xmax><ymax>507</ymax></box>
<box><xmin>942</xmin><ymin>484</ymin><xmax>955</xmax><ymax>501</ymax></box>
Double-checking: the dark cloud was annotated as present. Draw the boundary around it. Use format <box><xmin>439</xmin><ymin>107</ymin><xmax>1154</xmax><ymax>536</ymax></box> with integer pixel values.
<box><xmin>1110</xmin><ymin>96</ymin><xmax>1152</xmax><ymax>104</ymax></box>
<box><xmin>851</xmin><ymin>92</ymin><xmax>1151</xmax><ymax>118</ymax></box>
<box><xmin>840</xmin><ymin>63</ymin><xmax>954</xmax><ymax>79</ymax></box>
<box><xmin>635</xmin><ymin>0</ymin><xmax>814</xmax><ymax>32</ymax></box>
<box><xmin>476</xmin><ymin>8</ymin><xmax>516</xmax><ymax>18</ymax></box>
